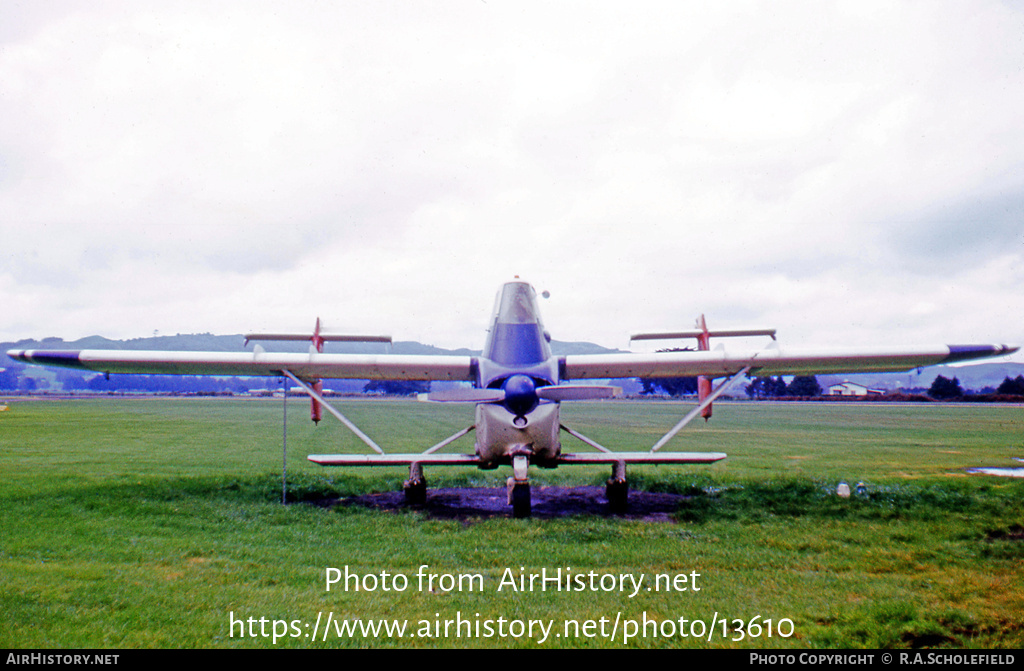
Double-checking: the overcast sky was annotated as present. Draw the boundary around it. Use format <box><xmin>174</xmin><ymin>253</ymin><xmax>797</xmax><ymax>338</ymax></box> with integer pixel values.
<box><xmin>2</xmin><ymin>1</ymin><xmax>1022</xmax><ymax>362</ymax></box>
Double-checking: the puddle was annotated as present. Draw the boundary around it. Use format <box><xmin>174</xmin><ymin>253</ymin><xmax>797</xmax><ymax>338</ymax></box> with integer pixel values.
<box><xmin>967</xmin><ymin>468</ymin><xmax>1024</xmax><ymax>477</ymax></box>
<box><xmin>967</xmin><ymin>458</ymin><xmax>1024</xmax><ymax>478</ymax></box>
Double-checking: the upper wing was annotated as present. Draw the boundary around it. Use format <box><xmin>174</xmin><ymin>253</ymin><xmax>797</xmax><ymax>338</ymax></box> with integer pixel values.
<box><xmin>9</xmin><ymin>342</ymin><xmax>1018</xmax><ymax>381</ymax></box>
<box><xmin>562</xmin><ymin>344</ymin><xmax>1018</xmax><ymax>380</ymax></box>
<box><xmin>7</xmin><ymin>349</ymin><xmax>475</xmax><ymax>381</ymax></box>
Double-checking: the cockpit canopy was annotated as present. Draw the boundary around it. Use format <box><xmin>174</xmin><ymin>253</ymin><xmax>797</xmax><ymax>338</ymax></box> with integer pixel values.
<box><xmin>482</xmin><ymin>281</ymin><xmax>552</xmax><ymax>367</ymax></box>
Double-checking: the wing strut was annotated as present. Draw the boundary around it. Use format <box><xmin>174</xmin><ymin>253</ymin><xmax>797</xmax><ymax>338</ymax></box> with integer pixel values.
<box><xmin>281</xmin><ymin>370</ymin><xmax>385</xmax><ymax>455</ymax></box>
<box><xmin>650</xmin><ymin>366</ymin><xmax>751</xmax><ymax>453</ymax></box>
<box><xmin>422</xmin><ymin>425</ymin><xmax>476</xmax><ymax>455</ymax></box>
<box><xmin>559</xmin><ymin>423</ymin><xmax>613</xmax><ymax>453</ymax></box>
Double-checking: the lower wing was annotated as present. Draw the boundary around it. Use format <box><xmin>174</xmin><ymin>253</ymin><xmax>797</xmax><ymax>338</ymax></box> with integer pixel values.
<box><xmin>308</xmin><ymin>452</ymin><xmax>726</xmax><ymax>466</ymax></box>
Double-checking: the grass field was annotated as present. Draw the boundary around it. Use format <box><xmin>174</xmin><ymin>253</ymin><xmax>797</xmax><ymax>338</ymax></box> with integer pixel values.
<box><xmin>1</xmin><ymin>397</ymin><xmax>1022</xmax><ymax>648</ymax></box>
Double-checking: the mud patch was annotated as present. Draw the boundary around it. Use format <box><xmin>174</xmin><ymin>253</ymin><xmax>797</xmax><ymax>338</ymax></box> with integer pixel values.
<box><xmin>986</xmin><ymin>524</ymin><xmax>1024</xmax><ymax>542</ymax></box>
<box><xmin>325</xmin><ymin>486</ymin><xmax>690</xmax><ymax>520</ymax></box>
<box><xmin>901</xmin><ymin>631</ymin><xmax>957</xmax><ymax>648</ymax></box>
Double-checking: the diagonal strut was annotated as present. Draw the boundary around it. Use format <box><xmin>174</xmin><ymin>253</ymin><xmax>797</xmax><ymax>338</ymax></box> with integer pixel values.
<box><xmin>281</xmin><ymin>369</ymin><xmax>385</xmax><ymax>455</ymax></box>
<box><xmin>650</xmin><ymin>366</ymin><xmax>751</xmax><ymax>453</ymax></box>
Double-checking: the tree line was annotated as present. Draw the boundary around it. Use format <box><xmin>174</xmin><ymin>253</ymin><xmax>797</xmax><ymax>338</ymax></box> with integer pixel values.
<box><xmin>644</xmin><ymin>374</ymin><xmax>1024</xmax><ymax>400</ymax></box>
<box><xmin>927</xmin><ymin>374</ymin><xmax>1024</xmax><ymax>399</ymax></box>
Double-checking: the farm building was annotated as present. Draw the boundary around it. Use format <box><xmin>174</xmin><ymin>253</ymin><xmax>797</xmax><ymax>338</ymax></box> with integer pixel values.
<box><xmin>827</xmin><ymin>381</ymin><xmax>885</xmax><ymax>396</ymax></box>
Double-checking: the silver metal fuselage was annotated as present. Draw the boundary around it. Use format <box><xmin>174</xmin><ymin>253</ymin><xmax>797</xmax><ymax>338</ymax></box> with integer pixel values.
<box><xmin>473</xmin><ymin>281</ymin><xmax>561</xmax><ymax>467</ymax></box>
<box><xmin>474</xmin><ymin>401</ymin><xmax>561</xmax><ymax>467</ymax></box>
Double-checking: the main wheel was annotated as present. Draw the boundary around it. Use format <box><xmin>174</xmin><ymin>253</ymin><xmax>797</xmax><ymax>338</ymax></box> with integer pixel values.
<box><xmin>404</xmin><ymin>479</ymin><xmax>426</xmax><ymax>506</ymax></box>
<box><xmin>511</xmin><ymin>483</ymin><xmax>531</xmax><ymax>518</ymax></box>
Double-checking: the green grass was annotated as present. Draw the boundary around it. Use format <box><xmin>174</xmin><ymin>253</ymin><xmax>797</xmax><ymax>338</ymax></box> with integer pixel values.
<box><xmin>1</xmin><ymin>397</ymin><xmax>1022</xmax><ymax>648</ymax></box>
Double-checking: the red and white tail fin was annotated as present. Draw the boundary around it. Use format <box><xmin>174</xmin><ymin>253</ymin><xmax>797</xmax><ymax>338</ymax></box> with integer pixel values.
<box><xmin>696</xmin><ymin>315</ymin><xmax>713</xmax><ymax>421</ymax></box>
<box><xmin>630</xmin><ymin>317</ymin><xmax>776</xmax><ymax>422</ymax></box>
<box><xmin>309</xmin><ymin>319</ymin><xmax>324</xmax><ymax>423</ymax></box>
<box><xmin>245</xmin><ymin>320</ymin><xmax>392</xmax><ymax>424</ymax></box>
<box><xmin>312</xmin><ymin>317</ymin><xmax>325</xmax><ymax>353</ymax></box>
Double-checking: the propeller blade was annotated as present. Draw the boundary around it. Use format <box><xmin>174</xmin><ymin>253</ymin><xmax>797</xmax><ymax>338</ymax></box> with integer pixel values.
<box><xmin>536</xmin><ymin>385</ymin><xmax>622</xmax><ymax>401</ymax></box>
<box><xmin>419</xmin><ymin>388</ymin><xmax>506</xmax><ymax>403</ymax></box>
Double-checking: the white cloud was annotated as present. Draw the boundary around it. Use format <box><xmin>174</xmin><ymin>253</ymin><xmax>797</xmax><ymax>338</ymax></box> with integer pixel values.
<box><xmin>1</xmin><ymin>1</ymin><xmax>1021</xmax><ymax>364</ymax></box>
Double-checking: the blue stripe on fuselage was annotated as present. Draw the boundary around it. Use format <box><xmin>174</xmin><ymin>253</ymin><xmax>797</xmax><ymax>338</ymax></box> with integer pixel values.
<box><xmin>484</xmin><ymin>323</ymin><xmax>548</xmax><ymax>366</ymax></box>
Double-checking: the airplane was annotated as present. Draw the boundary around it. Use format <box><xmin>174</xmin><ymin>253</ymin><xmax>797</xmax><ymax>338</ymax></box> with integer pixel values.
<box><xmin>7</xmin><ymin>279</ymin><xmax>1018</xmax><ymax>517</ymax></box>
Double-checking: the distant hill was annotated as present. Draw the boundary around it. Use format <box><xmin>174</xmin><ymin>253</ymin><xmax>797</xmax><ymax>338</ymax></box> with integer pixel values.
<box><xmin>4</xmin><ymin>333</ymin><xmax>621</xmax><ymax>357</ymax></box>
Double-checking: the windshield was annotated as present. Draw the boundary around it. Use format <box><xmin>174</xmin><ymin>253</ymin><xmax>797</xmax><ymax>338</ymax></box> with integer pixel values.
<box><xmin>482</xmin><ymin>281</ymin><xmax>551</xmax><ymax>365</ymax></box>
<box><xmin>493</xmin><ymin>282</ymin><xmax>542</xmax><ymax>324</ymax></box>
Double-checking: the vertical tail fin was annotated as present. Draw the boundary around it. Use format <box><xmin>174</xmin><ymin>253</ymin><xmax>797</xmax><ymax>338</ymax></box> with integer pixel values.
<box><xmin>631</xmin><ymin>318</ymin><xmax>776</xmax><ymax>422</ymax></box>
<box><xmin>696</xmin><ymin>315</ymin><xmax>713</xmax><ymax>421</ymax></box>
<box><xmin>245</xmin><ymin>318</ymin><xmax>391</xmax><ymax>424</ymax></box>
<box><xmin>311</xmin><ymin>318</ymin><xmax>324</xmax><ymax>423</ymax></box>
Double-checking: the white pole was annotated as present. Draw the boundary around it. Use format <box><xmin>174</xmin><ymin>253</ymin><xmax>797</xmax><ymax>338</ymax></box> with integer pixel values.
<box><xmin>282</xmin><ymin>376</ymin><xmax>288</xmax><ymax>505</ymax></box>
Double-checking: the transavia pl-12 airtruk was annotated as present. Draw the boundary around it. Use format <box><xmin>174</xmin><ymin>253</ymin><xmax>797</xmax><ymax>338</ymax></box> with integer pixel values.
<box><xmin>8</xmin><ymin>279</ymin><xmax>1018</xmax><ymax>517</ymax></box>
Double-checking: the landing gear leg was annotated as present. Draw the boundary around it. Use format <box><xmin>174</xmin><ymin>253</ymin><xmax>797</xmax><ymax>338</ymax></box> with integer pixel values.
<box><xmin>606</xmin><ymin>460</ymin><xmax>628</xmax><ymax>513</ymax></box>
<box><xmin>508</xmin><ymin>454</ymin><xmax>531</xmax><ymax>518</ymax></box>
<box><xmin>404</xmin><ymin>462</ymin><xmax>426</xmax><ymax>506</ymax></box>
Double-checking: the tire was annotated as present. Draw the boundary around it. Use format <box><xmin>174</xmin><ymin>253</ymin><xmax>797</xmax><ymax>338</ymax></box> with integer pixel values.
<box><xmin>606</xmin><ymin>479</ymin><xmax>628</xmax><ymax>514</ymax></box>
<box><xmin>404</xmin><ymin>480</ymin><xmax>426</xmax><ymax>506</ymax></box>
<box><xmin>511</xmin><ymin>483</ymin><xmax>531</xmax><ymax>518</ymax></box>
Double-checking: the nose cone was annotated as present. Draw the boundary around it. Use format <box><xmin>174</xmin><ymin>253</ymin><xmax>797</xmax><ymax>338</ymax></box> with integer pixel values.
<box><xmin>503</xmin><ymin>374</ymin><xmax>538</xmax><ymax>418</ymax></box>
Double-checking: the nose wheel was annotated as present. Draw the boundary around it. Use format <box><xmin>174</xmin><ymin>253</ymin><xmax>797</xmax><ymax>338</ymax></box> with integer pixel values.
<box><xmin>507</xmin><ymin>453</ymin><xmax>532</xmax><ymax>518</ymax></box>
